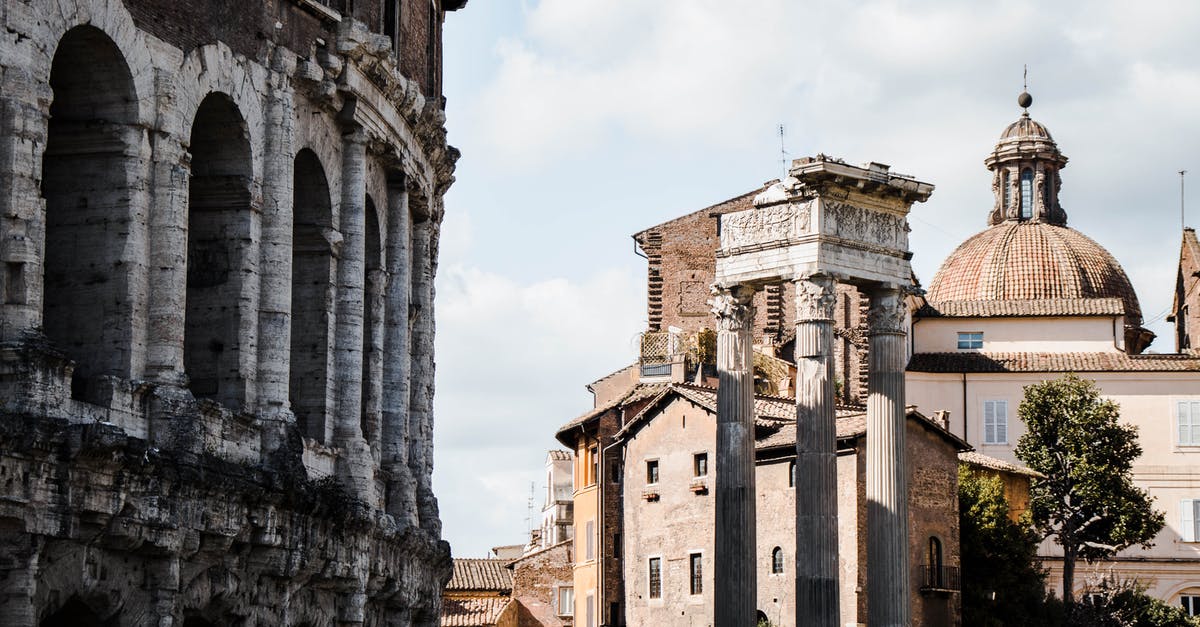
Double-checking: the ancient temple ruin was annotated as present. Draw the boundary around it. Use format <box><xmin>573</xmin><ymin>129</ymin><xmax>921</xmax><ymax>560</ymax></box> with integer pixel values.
<box><xmin>0</xmin><ymin>0</ymin><xmax>464</xmax><ymax>624</ymax></box>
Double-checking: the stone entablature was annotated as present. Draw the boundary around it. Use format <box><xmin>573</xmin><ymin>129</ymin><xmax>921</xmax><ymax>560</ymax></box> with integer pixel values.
<box><xmin>0</xmin><ymin>0</ymin><xmax>462</xmax><ymax>623</ymax></box>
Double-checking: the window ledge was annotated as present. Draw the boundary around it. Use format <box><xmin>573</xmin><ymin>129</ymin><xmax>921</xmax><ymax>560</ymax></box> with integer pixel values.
<box><xmin>293</xmin><ymin>0</ymin><xmax>343</xmax><ymax>23</ymax></box>
<box><xmin>689</xmin><ymin>478</ymin><xmax>708</xmax><ymax>494</ymax></box>
<box><xmin>642</xmin><ymin>489</ymin><xmax>659</xmax><ymax>501</ymax></box>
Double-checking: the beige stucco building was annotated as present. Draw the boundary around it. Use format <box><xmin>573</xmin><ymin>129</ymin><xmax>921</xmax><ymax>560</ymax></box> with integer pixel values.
<box><xmin>906</xmin><ymin>97</ymin><xmax>1200</xmax><ymax>608</ymax></box>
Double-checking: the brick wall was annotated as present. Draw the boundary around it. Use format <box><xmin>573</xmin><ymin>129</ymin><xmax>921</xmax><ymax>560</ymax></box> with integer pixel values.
<box><xmin>508</xmin><ymin>541</ymin><xmax>575</xmax><ymax>626</ymax></box>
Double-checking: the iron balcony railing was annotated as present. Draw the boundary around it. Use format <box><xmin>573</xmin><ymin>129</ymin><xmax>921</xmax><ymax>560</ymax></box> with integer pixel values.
<box><xmin>918</xmin><ymin>565</ymin><xmax>961</xmax><ymax>593</ymax></box>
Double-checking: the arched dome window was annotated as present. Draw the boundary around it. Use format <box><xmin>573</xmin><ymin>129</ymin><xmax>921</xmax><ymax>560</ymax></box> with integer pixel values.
<box><xmin>1020</xmin><ymin>168</ymin><xmax>1034</xmax><ymax>219</ymax></box>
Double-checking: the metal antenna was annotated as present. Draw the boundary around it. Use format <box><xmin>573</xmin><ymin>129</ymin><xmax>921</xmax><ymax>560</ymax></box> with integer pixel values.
<box><xmin>1182</xmin><ymin>170</ymin><xmax>1188</xmax><ymax>230</ymax></box>
<box><xmin>525</xmin><ymin>481</ymin><xmax>535</xmax><ymax>532</ymax></box>
<box><xmin>778</xmin><ymin>124</ymin><xmax>789</xmax><ymax>176</ymax></box>
<box><xmin>1023</xmin><ymin>64</ymin><xmax>1028</xmax><ymax>91</ymax></box>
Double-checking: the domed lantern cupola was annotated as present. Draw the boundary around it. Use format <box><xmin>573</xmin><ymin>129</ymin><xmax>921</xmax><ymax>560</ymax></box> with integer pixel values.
<box><xmin>984</xmin><ymin>91</ymin><xmax>1069</xmax><ymax>226</ymax></box>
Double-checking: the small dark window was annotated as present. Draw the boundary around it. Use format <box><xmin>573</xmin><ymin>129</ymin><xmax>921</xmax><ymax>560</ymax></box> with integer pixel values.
<box><xmin>648</xmin><ymin>557</ymin><xmax>662</xmax><ymax>599</ymax></box>
<box><xmin>788</xmin><ymin>460</ymin><xmax>796</xmax><ymax>488</ymax></box>
<box><xmin>646</xmin><ymin>460</ymin><xmax>659</xmax><ymax>484</ymax></box>
<box><xmin>613</xmin><ymin>533</ymin><xmax>621</xmax><ymax>559</ymax></box>
<box><xmin>589</xmin><ymin>445</ymin><xmax>598</xmax><ymax>486</ymax></box>
<box><xmin>610</xmin><ymin>460</ymin><xmax>621</xmax><ymax>484</ymax></box>
<box><xmin>771</xmin><ymin>546</ymin><xmax>784</xmax><ymax>574</ymax></box>
<box><xmin>689</xmin><ymin>553</ymin><xmax>703</xmax><ymax>594</ymax></box>
<box><xmin>693</xmin><ymin>452</ymin><xmax>708</xmax><ymax>477</ymax></box>
<box><xmin>928</xmin><ymin>536</ymin><xmax>944</xmax><ymax>587</ymax></box>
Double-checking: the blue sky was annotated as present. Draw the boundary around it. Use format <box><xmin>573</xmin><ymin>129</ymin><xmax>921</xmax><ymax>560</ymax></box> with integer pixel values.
<box><xmin>433</xmin><ymin>0</ymin><xmax>1200</xmax><ymax>557</ymax></box>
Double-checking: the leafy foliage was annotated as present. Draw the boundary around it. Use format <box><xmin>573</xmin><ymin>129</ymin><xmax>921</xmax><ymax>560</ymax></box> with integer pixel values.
<box><xmin>1014</xmin><ymin>374</ymin><xmax>1165</xmax><ymax>605</ymax></box>
<box><xmin>1071</xmin><ymin>578</ymin><xmax>1199</xmax><ymax>627</ymax></box>
<box><xmin>959</xmin><ymin>465</ymin><xmax>1060</xmax><ymax>626</ymax></box>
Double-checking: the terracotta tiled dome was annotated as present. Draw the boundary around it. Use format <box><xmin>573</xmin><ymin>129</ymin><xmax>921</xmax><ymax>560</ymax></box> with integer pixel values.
<box><xmin>927</xmin><ymin>221</ymin><xmax>1143</xmax><ymax>324</ymax></box>
<box><xmin>999</xmin><ymin>114</ymin><xmax>1054</xmax><ymax>141</ymax></box>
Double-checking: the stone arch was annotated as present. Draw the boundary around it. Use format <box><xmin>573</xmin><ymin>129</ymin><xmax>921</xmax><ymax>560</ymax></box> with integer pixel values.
<box><xmin>175</xmin><ymin>42</ymin><xmax>268</xmax><ymax>181</ymax></box>
<box><xmin>361</xmin><ymin>194</ymin><xmax>385</xmax><ymax>447</ymax></box>
<box><xmin>39</xmin><ymin>594</ymin><xmax>117</xmax><ymax>627</ymax></box>
<box><xmin>291</xmin><ymin>149</ymin><xmax>336</xmax><ymax>443</ymax></box>
<box><xmin>185</xmin><ymin>92</ymin><xmax>255</xmax><ymax>406</ymax></box>
<box><xmin>41</xmin><ymin>24</ymin><xmax>140</xmax><ymax>401</ymax></box>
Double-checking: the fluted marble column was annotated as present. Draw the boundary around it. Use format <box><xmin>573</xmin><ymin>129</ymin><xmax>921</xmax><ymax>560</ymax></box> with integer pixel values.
<box><xmin>712</xmin><ymin>284</ymin><xmax>757</xmax><ymax>627</ymax></box>
<box><xmin>794</xmin><ymin>274</ymin><xmax>839</xmax><ymax>627</ymax></box>
<box><xmin>333</xmin><ymin>127</ymin><xmax>374</xmax><ymax>503</ymax></box>
<box><xmin>382</xmin><ymin>177</ymin><xmax>418</xmax><ymax>529</ymax></box>
<box><xmin>866</xmin><ymin>285</ymin><xmax>910</xmax><ymax>627</ymax></box>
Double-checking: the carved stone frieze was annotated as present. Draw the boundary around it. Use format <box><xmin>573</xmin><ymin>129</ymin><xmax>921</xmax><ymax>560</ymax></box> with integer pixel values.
<box><xmin>823</xmin><ymin>201</ymin><xmax>909</xmax><ymax>251</ymax></box>
<box><xmin>710</xmin><ymin>285</ymin><xmax>756</xmax><ymax>332</ymax></box>
<box><xmin>718</xmin><ymin>202</ymin><xmax>812</xmax><ymax>250</ymax></box>
<box><xmin>795</xmin><ymin>275</ymin><xmax>836</xmax><ymax>322</ymax></box>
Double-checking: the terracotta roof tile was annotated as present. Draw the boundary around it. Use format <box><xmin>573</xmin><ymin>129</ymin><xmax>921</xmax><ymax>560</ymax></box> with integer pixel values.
<box><xmin>445</xmin><ymin>559</ymin><xmax>512</xmax><ymax>592</ymax></box>
<box><xmin>959</xmin><ymin>451</ymin><xmax>1042</xmax><ymax>478</ymax></box>
<box><xmin>441</xmin><ymin>596</ymin><xmax>509</xmax><ymax>626</ymax></box>
<box><xmin>908</xmin><ymin>351</ymin><xmax>1200</xmax><ymax>373</ymax></box>
<box><xmin>546</xmin><ymin>449</ymin><xmax>571</xmax><ymax>461</ymax></box>
<box><xmin>927</xmin><ymin>222</ymin><xmax>1142</xmax><ymax>325</ymax></box>
<box><xmin>917</xmin><ymin>297</ymin><xmax>1125</xmax><ymax>318</ymax></box>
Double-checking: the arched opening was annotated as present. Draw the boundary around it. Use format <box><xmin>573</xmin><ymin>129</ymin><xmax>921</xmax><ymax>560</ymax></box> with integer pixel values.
<box><xmin>42</xmin><ymin>25</ymin><xmax>139</xmax><ymax>401</ymax></box>
<box><xmin>291</xmin><ymin>149</ymin><xmax>335</xmax><ymax>442</ymax></box>
<box><xmin>771</xmin><ymin>546</ymin><xmax>784</xmax><ymax>574</ymax></box>
<box><xmin>360</xmin><ymin>196</ymin><xmax>383</xmax><ymax>443</ymax></box>
<box><xmin>1019</xmin><ymin>168</ymin><xmax>1033</xmax><ymax>219</ymax></box>
<box><xmin>41</xmin><ymin>597</ymin><xmax>108</xmax><ymax>627</ymax></box>
<box><xmin>927</xmin><ymin>536</ymin><xmax>944</xmax><ymax>587</ymax></box>
<box><xmin>185</xmin><ymin>93</ymin><xmax>253</xmax><ymax>406</ymax></box>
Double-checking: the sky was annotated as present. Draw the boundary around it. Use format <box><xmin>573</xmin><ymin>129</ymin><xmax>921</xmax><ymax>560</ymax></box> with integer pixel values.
<box><xmin>432</xmin><ymin>0</ymin><xmax>1200</xmax><ymax>557</ymax></box>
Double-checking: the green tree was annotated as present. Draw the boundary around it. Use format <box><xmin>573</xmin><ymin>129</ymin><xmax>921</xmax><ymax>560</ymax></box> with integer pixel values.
<box><xmin>1071</xmin><ymin>577</ymin><xmax>1198</xmax><ymax>627</ymax></box>
<box><xmin>959</xmin><ymin>465</ymin><xmax>1059</xmax><ymax>626</ymax></box>
<box><xmin>1014</xmin><ymin>374</ymin><xmax>1165</xmax><ymax>611</ymax></box>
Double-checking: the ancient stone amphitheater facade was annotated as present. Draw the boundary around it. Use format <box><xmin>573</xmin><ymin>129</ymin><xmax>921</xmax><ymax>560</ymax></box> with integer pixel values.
<box><xmin>0</xmin><ymin>0</ymin><xmax>463</xmax><ymax>624</ymax></box>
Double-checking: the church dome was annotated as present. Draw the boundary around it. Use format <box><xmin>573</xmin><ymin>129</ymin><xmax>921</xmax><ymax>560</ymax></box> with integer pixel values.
<box><xmin>999</xmin><ymin>115</ymin><xmax>1054</xmax><ymax>141</ymax></box>
<box><xmin>926</xmin><ymin>221</ymin><xmax>1143</xmax><ymax>325</ymax></box>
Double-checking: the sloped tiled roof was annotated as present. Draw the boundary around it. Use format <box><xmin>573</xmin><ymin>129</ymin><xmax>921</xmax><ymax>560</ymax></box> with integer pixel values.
<box><xmin>926</xmin><ymin>222</ymin><xmax>1142</xmax><ymax>324</ymax></box>
<box><xmin>908</xmin><ymin>351</ymin><xmax>1200</xmax><ymax>373</ymax></box>
<box><xmin>754</xmin><ymin>411</ymin><xmax>866</xmax><ymax>451</ymax></box>
<box><xmin>546</xmin><ymin>450</ymin><xmax>571</xmax><ymax>461</ymax></box>
<box><xmin>556</xmin><ymin>384</ymin><xmax>665</xmax><ymax>441</ymax></box>
<box><xmin>445</xmin><ymin>559</ymin><xmax>512</xmax><ymax>593</ymax></box>
<box><xmin>441</xmin><ymin>596</ymin><xmax>509</xmax><ymax>627</ymax></box>
<box><xmin>917</xmin><ymin>297</ymin><xmax>1125</xmax><ymax>319</ymax></box>
<box><xmin>959</xmin><ymin>451</ymin><xmax>1042</xmax><ymax>478</ymax></box>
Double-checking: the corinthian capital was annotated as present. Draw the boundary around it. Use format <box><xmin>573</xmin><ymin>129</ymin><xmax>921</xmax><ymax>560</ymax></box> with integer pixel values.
<box><xmin>795</xmin><ymin>274</ymin><xmax>836</xmax><ymax>322</ymax></box>
<box><xmin>867</xmin><ymin>287</ymin><xmax>907</xmax><ymax>335</ymax></box>
<box><xmin>710</xmin><ymin>285</ymin><xmax>756</xmax><ymax>332</ymax></box>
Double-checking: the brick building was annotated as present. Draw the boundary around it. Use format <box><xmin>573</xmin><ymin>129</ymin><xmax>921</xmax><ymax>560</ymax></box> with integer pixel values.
<box><xmin>0</xmin><ymin>0</ymin><xmax>465</xmax><ymax>623</ymax></box>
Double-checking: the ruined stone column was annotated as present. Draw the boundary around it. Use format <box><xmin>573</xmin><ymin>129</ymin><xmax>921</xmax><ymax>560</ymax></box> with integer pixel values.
<box><xmin>256</xmin><ymin>70</ymin><xmax>296</xmax><ymax>454</ymax></box>
<box><xmin>333</xmin><ymin>127</ymin><xmax>374</xmax><ymax>503</ymax></box>
<box><xmin>0</xmin><ymin>63</ymin><xmax>47</xmax><ymax>341</ymax></box>
<box><xmin>712</xmin><ymin>284</ymin><xmax>757</xmax><ymax>627</ymax></box>
<box><xmin>866</xmin><ymin>285</ymin><xmax>910</xmax><ymax>627</ymax></box>
<box><xmin>383</xmin><ymin>177</ymin><xmax>418</xmax><ymax>529</ymax></box>
<box><xmin>408</xmin><ymin>191</ymin><xmax>440</xmax><ymax>533</ymax></box>
<box><xmin>793</xmin><ymin>274</ymin><xmax>839</xmax><ymax>627</ymax></box>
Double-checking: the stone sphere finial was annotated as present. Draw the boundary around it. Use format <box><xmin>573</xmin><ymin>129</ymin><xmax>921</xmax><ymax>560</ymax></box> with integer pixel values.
<box><xmin>1018</xmin><ymin>91</ymin><xmax>1033</xmax><ymax>109</ymax></box>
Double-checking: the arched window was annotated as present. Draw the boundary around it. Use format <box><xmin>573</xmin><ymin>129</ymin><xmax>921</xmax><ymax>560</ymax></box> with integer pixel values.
<box><xmin>290</xmin><ymin>149</ymin><xmax>335</xmax><ymax>442</ymax></box>
<box><xmin>927</xmin><ymin>536</ymin><xmax>944</xmax><ymax>587</ymax></box>
<box><xmin>42</xmin><ymin>25</ymin><xmax>140</xmax><ymax>401</ymax></box>
<box><xmin>185</xmin><ymin>92</ymin><xmax>254</xmax><ymax>407</ymax></box>
<box><xmin>1020</xmin><ymin>168</ymin><xmax>1034</xmax><ymax>219</ymax></box>
<box><xmin>1001</xmin><ymin>170</ymin><xmax>1010</xmax><ymax>212</ymax></box>
<box><xmin>771</xmin><ymin>546</ymin><xmax>784</xmax><ymax>574</ymax></box>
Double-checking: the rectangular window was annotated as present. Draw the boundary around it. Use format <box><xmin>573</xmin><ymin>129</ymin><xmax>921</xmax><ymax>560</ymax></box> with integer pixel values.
<box><xmin>689</xmin><ymin>553</ymin><xmax>703</xmax><ymax>595</ymax></box>
<box><xmin>589</xmin><ymin>445</ymin><xmax>598</xmax><ymax>486</ymax></box>
<box><xmin>1183</xmin><ymin>595</ymin><xmax>1200</xmax><ymax>616</ymax></box>
<box><xmin>648</xmin><ymin>557</ymin><xmax>662</xmax><ymax>599</ymax></box>
<box><xmin>957</xmin><ymin>332</ymin><xmax>983</xmax><ymax>350</ymax></box>
<box><xmin>610</xmin><ymin>460</ymin><xmax>621</xmax><ymax>483</ymax></box>
<box><xmin>983</xmin><ymin>400</ymin><xmax>1008</xmax><ymax>445</ymax></box>
<box><xmin>646</xmin><ymin>459</ymin><xmax>659</xmax><ymax>485</ymax></box>
<box><xmin>1178</xmin><ymin>401</ymin><xmax>1200</xmax><ymax>446</ymax></box>
<box><xmin>693</xmin><ymin>452</ymin><xmax>708</xmax><ymax>477</ymax></box>
<box><xmin>557</xmin><ymin>586</ymin><xmax>574</xmax><ymax>617</ymax></box>
<box><xmin>788</xmin><ymin>460</ymin><xmax>796</xmax><ymax>488</ymax></box>
<box><xmin>586</xmin><ymin>592</ymin><xmax>595</xmax><ymax>627</ymax></box>
<box><xmin>1181</xmin><ymin>499</ymin><xmax>1200</xmax><ymax>542</ymax></box>
<box><xmin>586</xmin><ymin>520</ymin><xmax>595</xmax><ymax>560</ymax></box>
<box><xmin>613</xmin><ymin>533</ymin><xmax>621</xmax><ymax>559</ymax></box>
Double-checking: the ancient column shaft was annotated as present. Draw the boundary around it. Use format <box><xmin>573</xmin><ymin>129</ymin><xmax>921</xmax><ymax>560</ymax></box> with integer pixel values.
<box><xmin>793</xmin><ymin>275</ymin><xmax>839</xmax><ymax>627</ymax></box>
<box><xmin>256</xmin><ymin>79</ymin><xmax>297</xmax><ymax>414</ymax></box>
<box><xmin>143</xmin><ymin>117</ymin><xmax>190</xmax><ymax>384</ymax></box>
<box><xmin>333</xmin><ymin>128</ymin><xmax>373</xmax><ymax>502</ymax></box>
<box><xmin>409</xmin><ymin>195</ymin><xmax>440</xmax><ymax>533</ymax></box>
<box><xmin>383</xmin><ymin>178</ymin><xmax>418</xmax><ymax>528</ymax></box>
<box><xmin>866</xmin><ymin>286</ymin><xmax>910</xmax><ymax>627</ymax></box>
<box><xmin>712</xmin><ymin>285</ymin><xmax>757</xmax><ymax>627</ymax></box>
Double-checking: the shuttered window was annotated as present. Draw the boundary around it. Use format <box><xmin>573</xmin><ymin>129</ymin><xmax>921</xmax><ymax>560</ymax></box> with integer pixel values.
<box><xmin>983</xmin><ymin>400</ymin><xmax>1008</xmax><ymax>445</ymax></box>
<box><xmin>1178</xmin><ymin>401</ymin><xmax>1200</xmax><ymax>446</ymax></box>
<box><xmin>1182</xmin><ymin>500</ymin><xmax>1200</xmax><ymax>542</ymax></box>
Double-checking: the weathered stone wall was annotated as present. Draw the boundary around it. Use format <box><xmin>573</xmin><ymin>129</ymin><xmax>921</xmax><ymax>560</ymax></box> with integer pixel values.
<box><xmin>504</xmin><ymin>541</ymin><xmax>575</xmax><ymax>627</ymax></box>
<box><xmin>0</xmin><ymin>0</ymin><xmax>462</xmax><ymax>623</ymax></box>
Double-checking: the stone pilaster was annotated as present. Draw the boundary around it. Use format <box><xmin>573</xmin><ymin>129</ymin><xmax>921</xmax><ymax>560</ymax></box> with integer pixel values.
<box><xmin>143</xmin><ymin>118</ymin><xmax>190</xmax><ymax>385</ymax></box>
<box><xmin>256</xmin><ymin>69</ymin><xmax>297</xmax><ymax>439</ymax></box>
<box><xmin>333</xmin><ymin>127</ymin><xmax>374</xmax><ymax>503</ymax></box>
<box><xmin>866</xmin><ymin>285</ymin><xmax>909</xmax><ymax>627</ymax></box>
<box><xmin>383</xmin><ymin>177</ymin><xmax>418</xmax><ymax>529</ymax></box>
<box><xmin>408</xmin><ymin>192</ymin><xmax>439</xmax><ymax>533</ymax></box>
<box><xmin>711</xmin><ymin>284</ymin><xmax>756</xmax><ymax>627</ymax></box>
<box><xmin>793</xmin><ymin>274</ymin><xmax>839</xmax><ymax>627</ymax></box>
